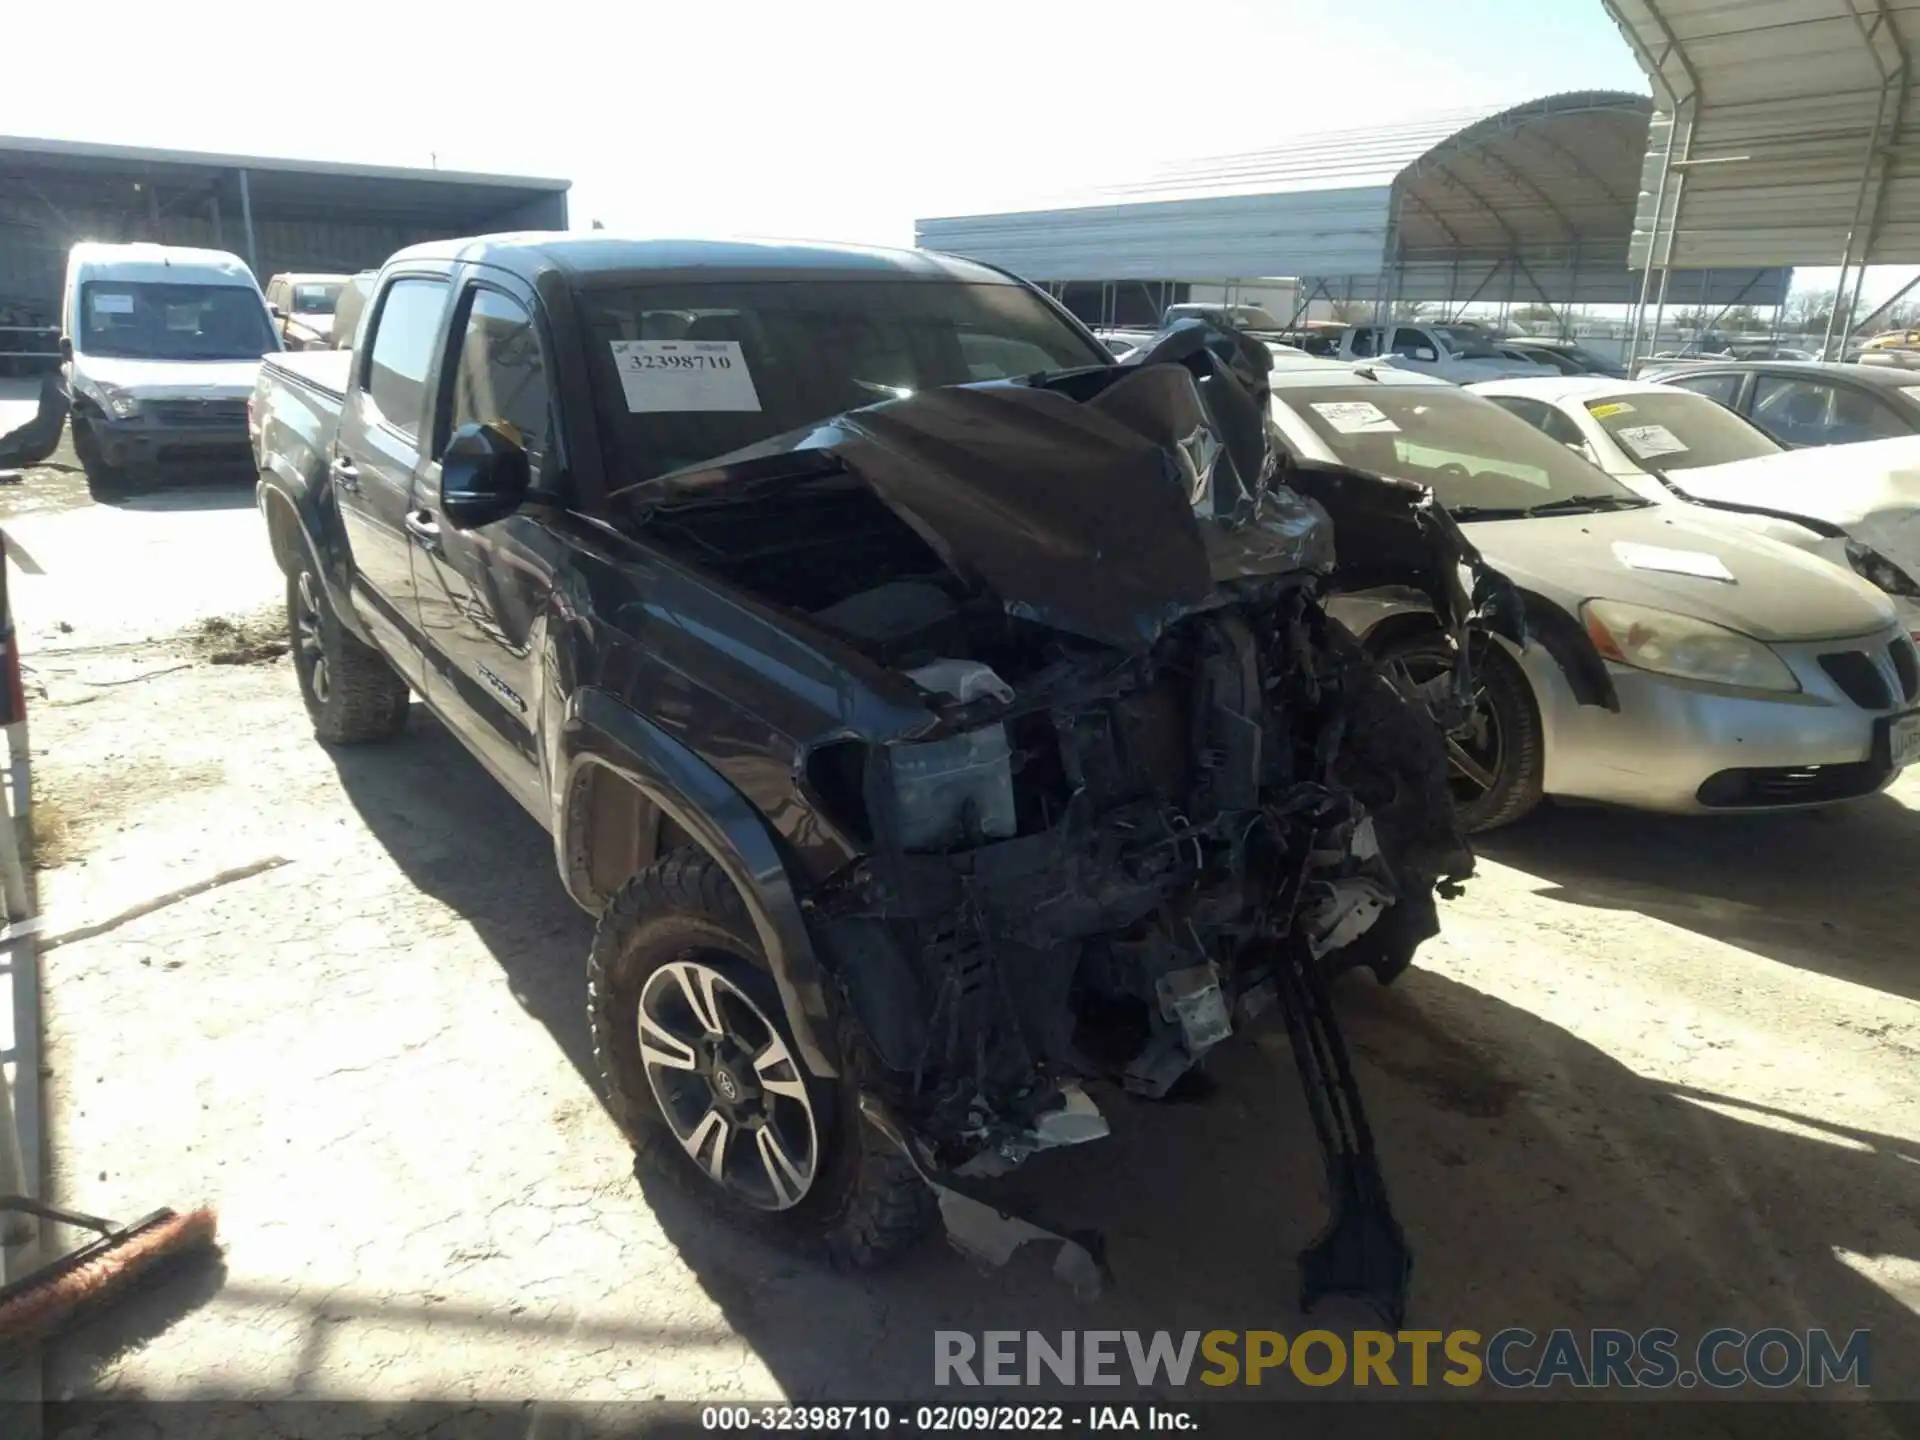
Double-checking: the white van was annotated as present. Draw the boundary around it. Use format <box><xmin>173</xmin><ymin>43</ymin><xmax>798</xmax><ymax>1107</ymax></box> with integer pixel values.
<box><xmin>61</xmin><ymin>242</ymin><xmax>281</xmax><ymax>487</ymax></box>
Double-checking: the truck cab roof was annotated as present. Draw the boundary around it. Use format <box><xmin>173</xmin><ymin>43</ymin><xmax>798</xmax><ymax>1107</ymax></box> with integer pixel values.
<box><xmin>381</xmin><ymin>233</ymin><xmax>1022</xmax><ymax>288</ymax></box>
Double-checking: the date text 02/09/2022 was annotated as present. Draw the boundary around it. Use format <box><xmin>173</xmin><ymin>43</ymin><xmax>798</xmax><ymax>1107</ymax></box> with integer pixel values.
<box><xmin>699</xmin><ymin>1404</ymin><xmax>1199</xmax><ymax>1432</ymax></box>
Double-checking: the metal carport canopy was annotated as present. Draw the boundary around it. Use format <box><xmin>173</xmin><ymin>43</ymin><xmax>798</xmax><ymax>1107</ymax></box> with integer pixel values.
<box><xmin>915</xmin><ymin>90</ymin><xmax>1783</xmax><ymax>307</ymax></box>
<box><xmin>1607</xmin><ymin>0</ymin><xmax>1920</xmax><ymax>270</ymax></box>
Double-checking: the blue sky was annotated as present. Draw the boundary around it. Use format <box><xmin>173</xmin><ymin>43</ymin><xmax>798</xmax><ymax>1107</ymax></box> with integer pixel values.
<box><xmin>0</xmin><ymin>0</ymin><xmax>1894</xmax><ymax>305</ymax></box>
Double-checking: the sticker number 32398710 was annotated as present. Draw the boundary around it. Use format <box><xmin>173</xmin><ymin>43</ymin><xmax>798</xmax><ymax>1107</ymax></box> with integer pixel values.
<box><xmin>610</xmin><ymin>339</ymin><xmax>763</xmax><ymax>413</ymax></box>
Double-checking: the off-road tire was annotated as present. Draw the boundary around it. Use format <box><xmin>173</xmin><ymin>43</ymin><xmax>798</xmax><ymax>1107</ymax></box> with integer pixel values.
<box><xmin>1383</xmin><ymin>632</ymin><xmax>1544</xmax><ymax>834</ymax></box>
<box><xmin>71</xmin><ymin>415</ymin><xmax>128</xmax><ymax>496</ymax></box>
<box><xmin>286</xmin><ymin>552</ymin><xmax>410</xmax><ymax>744</ymax></box>
<box><xmin>588</xmin><ymin>848</ymin><xmax>936</xmax><ymax>1268</ymax></box>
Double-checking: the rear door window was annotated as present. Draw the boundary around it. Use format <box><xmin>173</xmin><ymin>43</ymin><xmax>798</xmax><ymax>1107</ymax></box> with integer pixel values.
<box><xmin>361</xmin><ymin>278</ymin><xmax>449</xmax><ymax>440</ymax></box>
<box><xmin>1663</xmin><ymin>371</ymin><xmax>1743</xmax><ymax>407</ymax></box>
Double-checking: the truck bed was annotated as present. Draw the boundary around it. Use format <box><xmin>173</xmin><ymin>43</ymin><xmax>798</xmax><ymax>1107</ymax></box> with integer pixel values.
<box><xmin>262</xmin><ymin>348</ymin><xmax>351</xmax><ymax>402</ymax></box>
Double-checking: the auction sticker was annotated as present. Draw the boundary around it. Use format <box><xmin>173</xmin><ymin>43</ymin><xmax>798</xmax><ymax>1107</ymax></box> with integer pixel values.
<box><xmin>1614</xmin><ymin>423</ymin><xmax>1689</xmax><ymax>459</ymax></box>
<box><xmin>90</xmin><ymin>293</ymin><xmax>135</xmax><ymax>315</ymax></box>
<box><xmin>1310</xmin><ymin>400</ymin><xmax>1400</xmax><ymax>434</ymax></box>
<box><xmin>610</xmin><ymin>339</ymin><xmax>762</xmax><ymax>413</ymax></box>
<box><xmin>1587</xmin><ymin>401</ymin><xmax>1634</xmax><ymax>420</ymax></box>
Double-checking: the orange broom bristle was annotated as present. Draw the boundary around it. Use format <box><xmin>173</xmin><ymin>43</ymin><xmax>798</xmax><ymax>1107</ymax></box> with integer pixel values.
<box><xmin>0</xmin><ymin>1206</ymin><xmax>218</xmax><ymax>1346</ymax></box>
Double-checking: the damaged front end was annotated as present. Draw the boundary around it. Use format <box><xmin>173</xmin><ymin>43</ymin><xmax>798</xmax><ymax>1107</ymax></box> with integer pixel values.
<box><xmin>620</xmin><ymin>322</ymin><xmax>1521</xmax><ymax>1324</ymax></box>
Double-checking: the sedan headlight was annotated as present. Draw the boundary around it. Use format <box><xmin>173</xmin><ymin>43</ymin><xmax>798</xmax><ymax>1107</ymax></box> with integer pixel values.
<box><xmin>1581</xmin><ymin>598</ymin><xmax>1801</xmax><ymax>693</ymax></box>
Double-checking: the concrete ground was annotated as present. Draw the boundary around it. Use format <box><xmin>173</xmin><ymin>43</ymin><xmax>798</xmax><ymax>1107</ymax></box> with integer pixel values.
<box><xmin>2</xmin><ymin>449</ymin><xmax>1917</xmax><ymax>1434</ymax></box>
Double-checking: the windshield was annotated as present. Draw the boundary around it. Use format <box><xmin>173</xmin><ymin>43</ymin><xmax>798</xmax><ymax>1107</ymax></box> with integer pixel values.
<box><xmin>78</xmin><ymin>281</ymin><xmax>275</xmax><ymax>361</ymax></box>
<box><xmin>1275</xmin><ymin>383</ymin><xmax>1647</xmax><ymax>517</ymax></box>
<box><xmin>1583</xmin><ymin>390</ymin><xmax>1780</xmax><ymax>471</ymax></box>
<box><xmin>1431</xmin><ymin>325</ymin><xmax>1506</xmax><ymax>360</ymax></box>
<box><xmin>582</xmin><ymin>279</ymin><xmax>1108</xmax><ymax>487</ymax></box>
<box><xmin>292</xmin><ymin>282</ymin><xmax>342</xmax><ymax>314</ymax></box>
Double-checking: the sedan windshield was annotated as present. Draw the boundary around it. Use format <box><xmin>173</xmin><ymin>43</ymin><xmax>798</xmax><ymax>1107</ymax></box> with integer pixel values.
<box><xmin>581</xmin><ymin>279</ymin><xmax>1108</xmax><ymax>487</ymax></box>
<box><xmin>78</xmin><ymin>281</ymin><xmax>276</xmax><ymax>361</ymax></box>
<box><xmin>1583</xmin><ymin>390</ymin><xmax>1780</xmax><ymax>471</ymax></box>
<box><xmin>1275</xmin><ymin>383</ymin><xmax>1649</xmax><ymax>518</ymax></box>
<box><xmin>292</xmin><ymin>283</ymin><xmax>342</xmax><ymax>314</ymax></box>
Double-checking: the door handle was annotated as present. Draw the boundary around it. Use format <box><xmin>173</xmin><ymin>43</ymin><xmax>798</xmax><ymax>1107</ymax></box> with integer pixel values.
<box><xmin>329</xmin><ymin>456</ymin><xmax>360</xmax><ymax>492</ymax></box>
<box><xmin>405</xmin><ymin>509</ymin><xmax>442</xmax><ymax>551</ymax></box>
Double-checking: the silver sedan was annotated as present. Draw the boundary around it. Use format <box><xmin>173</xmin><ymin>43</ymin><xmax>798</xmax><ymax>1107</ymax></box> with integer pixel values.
<box><xmin>1262</xmin><ymin>362</ymin><xmax>1920</xmax><ymax>831</ymax></box>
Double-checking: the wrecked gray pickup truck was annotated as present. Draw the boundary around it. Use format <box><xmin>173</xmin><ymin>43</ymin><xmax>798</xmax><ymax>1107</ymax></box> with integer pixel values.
<box><xmin>251</xmin><ymin>236</ymin><xmax>1522</xmax><ymax>1323</ymax></box>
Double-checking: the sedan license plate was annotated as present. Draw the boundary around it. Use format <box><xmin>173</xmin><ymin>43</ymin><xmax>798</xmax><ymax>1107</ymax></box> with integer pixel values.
<box><xmin>1885</xmin><ymin>710</ymin><xmax>1920</xmax><ymax>771</ymax></box>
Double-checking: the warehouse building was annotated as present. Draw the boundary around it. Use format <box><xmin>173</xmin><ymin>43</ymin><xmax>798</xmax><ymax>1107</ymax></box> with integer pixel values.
<box><xmin>916</xmin><ymin>90</ymin><xmax>1789</xmax><ymax>330</ymax></box>
<box><xmin>0</xmin><ymin>135</ymin><xmax>569</xmax><ymax>363</ymax></box>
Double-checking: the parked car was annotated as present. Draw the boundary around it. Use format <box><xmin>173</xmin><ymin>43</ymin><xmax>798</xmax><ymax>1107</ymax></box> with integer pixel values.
<box><xmin>1492</xmin><ymin>337</ymin><xmax>1627</xmax><ymax>378</ymax></box>
<box><xmin>1160</xmin><ymin>301</ymin><xmax>1285</xmax><ymax>332</ymax></box>
<box><xmin>1260</xmin><ymin>362</ymin><xmax>1920</xmax><ymax>831</ymax></box>
<box><xmin>1089</xmin><ymin>326</ymin><xmax>1158</xmax><ymax>357</ymax></box>
<box><xmin>1642</xmin><ymin>359</ymin><xmax>1920</xmax><ymax>448</ymax></box>
<box><xmin>263</xmin><ymin>272</ymin><xmax>351</xmax><ymax>350</ymax></box>
<box><xmin>326</xmin><ymin>270</ymin><xmax>378</xmax><ymax>351</ymax></box>
<box><xmin>60</xmin><ymin>241</ymin><xmax>281</xmax><ymax>491</ymax></box>
<box><xmin>1469</xmin><ymin>375</ymin><xmax>1920</xmax><ymax>638</ymax></box>
<box><xmin>1337</xmin><ymin>322</ymin><xmax>1558</xmax><ymax>382</ymax></box>
<box><xmin>251</xmin><ymin>234</ymin><xmax>1510</xmax><ymax>1317</ymax></box>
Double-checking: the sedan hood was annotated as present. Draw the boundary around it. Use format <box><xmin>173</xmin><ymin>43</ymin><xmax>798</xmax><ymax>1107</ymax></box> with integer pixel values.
<box><xmin>1464</xmin><ymin>503</ymin><xmax>1896</xmax><ymax>643</ymax></box>
<box><xmin>74</xmin><ymin>355</ymin><xmax>264</xmax><ymax>400</ymax></box>
<box><xmin>1675</xmin><ymin>435</ymin><xmax>1920</xmax><ymax>529</ymax></box>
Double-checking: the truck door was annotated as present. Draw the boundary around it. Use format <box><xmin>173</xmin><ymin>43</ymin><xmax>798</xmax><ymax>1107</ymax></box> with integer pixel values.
<box><xmin>334</xmin><ymin>272</ymin><xmax>452</xmax><ymax>689</ymax></box>
<box><xmin>408</xmin><ymin>277</ymin><xmax>554</xmax><ymax>815</ymax></box>
<box><xmin>1390</xmin><ymin>326</ymin><xmax>1441</xmax><ymax>372</ymax></box>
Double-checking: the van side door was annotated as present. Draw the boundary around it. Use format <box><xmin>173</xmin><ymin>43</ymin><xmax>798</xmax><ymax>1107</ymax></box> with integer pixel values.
<box><xmin>331</xmin><ymin>268</ymin><xmax>455</xmax><ymax>689</ymax></box>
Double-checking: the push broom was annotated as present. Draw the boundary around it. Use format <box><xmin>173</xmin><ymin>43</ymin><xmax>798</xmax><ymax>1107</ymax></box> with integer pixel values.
<box><xmin>0</xmin><ymin>526</ymin><xmax>219</xmax><ymax>1348</ymax></box>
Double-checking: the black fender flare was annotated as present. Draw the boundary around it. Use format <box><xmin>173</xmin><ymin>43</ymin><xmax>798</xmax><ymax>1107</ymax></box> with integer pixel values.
<box><xmin>559</xmin><ymin>687</ymin><xmax>837</xmax><ymax>1079</ymax></box>
<box><xmin>255</xmin><ymin>464</ymin><xmax>374</xmax><ymax>648</ymax></box>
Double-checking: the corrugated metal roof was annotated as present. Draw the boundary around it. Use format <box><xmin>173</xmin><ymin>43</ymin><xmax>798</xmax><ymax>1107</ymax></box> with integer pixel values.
<box><xmin>1606</xmin><ymin>0</ymin><xmax>1920</xmax><ymax>267</ymax></box>
<box><xmin>916</xmin><ymin>92</ymin><xmax>1658</xmax><ymax>292</ymax></box>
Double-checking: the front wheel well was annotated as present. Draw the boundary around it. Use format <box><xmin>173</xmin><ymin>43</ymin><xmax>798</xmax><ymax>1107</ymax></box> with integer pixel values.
<box><xmin>1356</xmin><ymin>610</ymin><xmax>1448</xmax><ymax>660</ymax></box>
<box><xmin>563</xmin><ymin>759</ymin><xmax>704</xmax><ymax>913</ymax></box>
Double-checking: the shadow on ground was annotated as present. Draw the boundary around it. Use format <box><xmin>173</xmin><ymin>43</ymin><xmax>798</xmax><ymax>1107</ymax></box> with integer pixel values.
<box><xmin>316</xmin><ymin>714</ymin><xmax>1920</xmax><ymax>1415</ymax></box>
<box><xmin>1477</xmin><ymin>794</ymin><xmax>1920</xmax><ymax>1002</ymax></box>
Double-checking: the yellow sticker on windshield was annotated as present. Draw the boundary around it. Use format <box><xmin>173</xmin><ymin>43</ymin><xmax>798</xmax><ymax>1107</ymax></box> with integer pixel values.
<box><xmin>1587</xmin><ymin>401</ymin><xmax>1634</xmax><ymax>419</ymax></box>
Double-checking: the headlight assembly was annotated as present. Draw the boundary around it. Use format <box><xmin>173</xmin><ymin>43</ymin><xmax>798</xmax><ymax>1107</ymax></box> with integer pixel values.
<box><xmin>1581</xmin><ymin>598</ymin><xmax>1800</xmax><ymax>693</ymax></box>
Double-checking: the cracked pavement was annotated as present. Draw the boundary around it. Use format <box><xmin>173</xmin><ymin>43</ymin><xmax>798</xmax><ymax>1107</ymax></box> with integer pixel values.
<box><xmin>3</xmin><ymin>472</ymin><xmax>1917</xmax><ymax>1435</ymax></box>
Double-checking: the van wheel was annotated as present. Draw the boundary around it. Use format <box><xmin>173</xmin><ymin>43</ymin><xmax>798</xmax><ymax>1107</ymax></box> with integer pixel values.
<box><xmin>1381</xmin><ymin>633</ymin><xmax>1543</xmax><ymax>833</ymax></box>
<box><xmin>287</xmin><ymin>555</ymin><xmax>410</xmax><ymax>744</ymax></box>
<box><xmin>588</xmin><ymin>848</ymin><xmax>936</xmax><ymax>1268</ymax></box>
<box><xmin>71</xmin><ymin>416</ymin><xmax>126</xmax><ymax>495</ymax></box>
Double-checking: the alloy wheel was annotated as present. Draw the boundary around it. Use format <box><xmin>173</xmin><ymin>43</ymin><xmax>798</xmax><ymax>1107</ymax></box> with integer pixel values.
<box><xmin>637</xmin><ymin>957</ymin><xmax>820</xmax><ymax>1211</ymax></box>
<box><xmin>295</xmin><ymin>571</ymin><xmax>330</xmax><ymax>705</ymax></box>
<box><xmin>1387</xmin><ymin>651</ymin><xmax>1504</xmax><ymax>805</ymax></box>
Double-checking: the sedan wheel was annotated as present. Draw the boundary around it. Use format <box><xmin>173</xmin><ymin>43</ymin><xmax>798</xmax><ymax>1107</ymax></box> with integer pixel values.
<box><xmin>1382</xmin><ymin>634</ymin><xmax>1544</xmax><ymax>833</ymax></box>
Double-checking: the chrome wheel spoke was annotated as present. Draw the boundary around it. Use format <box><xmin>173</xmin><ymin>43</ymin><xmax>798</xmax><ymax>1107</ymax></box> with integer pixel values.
<box><xmin>638</xmin><ymin>1010</ymin><xmax>700</xmax><ymax>1073</ymax></box>
<box><xmin>667</xmin><ymin>961</ymin><xmax>727</xmax><ymax>1037</ymax></box>
<box><xmin>751</xmin><ymin>1034</ymin><xmax>808</xmax><ymax>1102</ymax></box>
<box><xmin>685</xmin><ymin>1107</ymin><xmax>730</xmax><ymax>1184</ymax></box>
<box><xmin>754</xmin><ymin>1124</ymin><xmax>810</xmax><ymax>1207</ymax></box>
<box><xmin>1446</xmin><ymin>737</ymin><xmax>1498</xmax><ymax>793</ymax></box>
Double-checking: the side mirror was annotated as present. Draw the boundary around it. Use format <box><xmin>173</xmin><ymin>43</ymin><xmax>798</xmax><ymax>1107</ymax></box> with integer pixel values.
<box><xmin>269</xmin><ymin>304</ymin><xmax>285</xmax><ymax>320</ymax></box>
<box><xmin>58</xmin><ymin>335</ymin><xmax>73</xmax><ymax>363</ymax></box>
<box><xmin>439</xmin><ymin>421</ymin><xmax>532</xmax><ymax>529</ymax></box>
<box><xmin>1414</xmin><ymin>347</ymin><xmax>1438</xmax><ymax>363</ymax></box>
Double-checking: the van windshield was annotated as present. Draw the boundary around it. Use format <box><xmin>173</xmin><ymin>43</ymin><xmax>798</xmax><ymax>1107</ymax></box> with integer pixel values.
<box><xmin>78</xmin><ymin>281</ymin><xmax>276</xmax><ymax>361</ymax></box>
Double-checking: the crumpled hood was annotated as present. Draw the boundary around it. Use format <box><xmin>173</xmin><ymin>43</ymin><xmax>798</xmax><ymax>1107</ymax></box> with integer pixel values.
<box><xmin>1467</xmin><ymin>503</ymin><xmax>1896</xmax><ymax>643</ymax></box>
<box><xmin>74</xmin><ymin>355</ymin><xmax>264</xmax><ymax>400</ymax></box>
<box><xmin>619</xmin><ymin>348</ymin><xmax>1340</xmax><ymax>652</ymax></box>
<box><xmin>1677</xmin><ymin>435</ymin><xmax>1920</xmax><ymax>530</ymax></box>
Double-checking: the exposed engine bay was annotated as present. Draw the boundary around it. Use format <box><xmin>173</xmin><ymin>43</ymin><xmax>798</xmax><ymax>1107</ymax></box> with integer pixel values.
<box><xmin>619</xmin><ymin>323</ymin><xmax>1525</xmax><ymax>1322</ymax></box>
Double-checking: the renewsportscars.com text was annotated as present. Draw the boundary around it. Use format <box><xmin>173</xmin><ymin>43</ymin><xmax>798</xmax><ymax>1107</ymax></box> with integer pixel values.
<box><xmin>934</xmin><ymin>1328</ymin><xmax>1871</xmax><ymax>1390</ymax></box>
